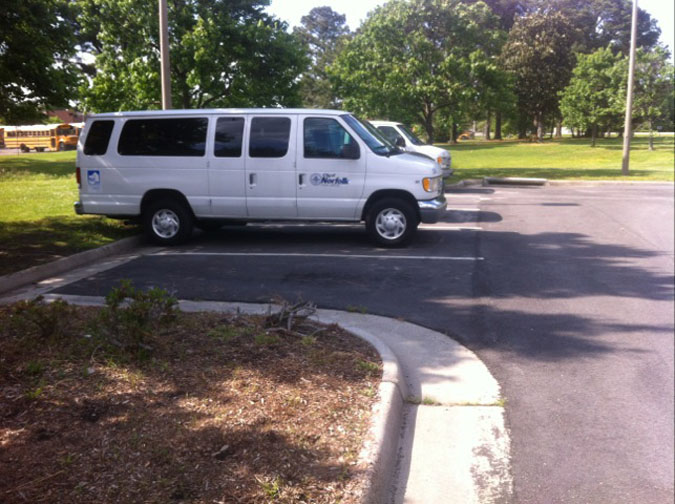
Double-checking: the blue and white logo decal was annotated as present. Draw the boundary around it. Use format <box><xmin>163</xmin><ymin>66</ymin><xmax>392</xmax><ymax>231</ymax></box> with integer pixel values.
<box><xmin>310</xmin><ymin>173</ymin><xmax>349</xmax><ymax>186</ymax></box>
<box><xmin>87</xmin><ymin>170</ymin><xmax>101</xmax><ymax>192</ymax></box>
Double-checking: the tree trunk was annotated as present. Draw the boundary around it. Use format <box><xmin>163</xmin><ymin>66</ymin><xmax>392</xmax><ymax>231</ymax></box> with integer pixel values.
<box><xmin>452</xmin><ymin>122</ymin><xmax>459</xmax><ymax>144</ymax></box>
<box><xmin>555</xmin><ymin>120</ymin><xmax>562</xmax><ymax>138</ymax></box>
<box><xmin>591</xmin><ymin>124</ymin><xmax>597</xmax><ymax>147</ymax></box>
<box><xmin>484</xmin><ymin>110</ymin><xmax>491</xmax><ymax>140</ymax></box>
<box><xmin>536</xmin><ymin>114</ymin><xmax>544</xmax><ymax>141</ymax></box>
<box><xmin>423</xmin><ymin>111</ymin><xmax>434</xmax><ymax>144</ymax></box>
<box><xmin>494</xmin><ymin>111</ymin><xmax>502</xmax><ymax>140</ymax></box>
<box><xmin>649</xmin><ymin>119</ymin><xmax>654</xmax><ymax>151</ymax></box>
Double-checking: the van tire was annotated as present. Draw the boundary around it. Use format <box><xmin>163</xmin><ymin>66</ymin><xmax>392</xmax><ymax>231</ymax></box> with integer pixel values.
<box><xmin>366</xmin><ymin>198</ymin><xmax>418</xmax><ymax>247</ymax></box>
<box><xmin>143</xmin><ymin>199</ymin><xmax>194</xmax><ymax>245</ymax></box>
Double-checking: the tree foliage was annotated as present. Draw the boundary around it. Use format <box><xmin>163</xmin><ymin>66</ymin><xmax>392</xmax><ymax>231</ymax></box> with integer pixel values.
<box><xmin>633</xmin><ymin>47</ymin><xmax>674</xmax><ymax>147</ymax></box>
<box><xmin>0</xmin><ymin>0</ymin><xmax>79</xmax><ymax>123</ymax></box>
<box><xmin>76</xmin><ymin>0</ymin><xmax>307</xmax><ymax>112</ymax></box>
<box><xmin>331</xmin><ymin>0</ymin><xmax>505</xmax><ymax>142</ymax></box>
<box><xmin>294</xmin><ymin>6</ymin><xmax>351</xmax><ymax>108</ymax></box>
<box><xmin>559</xmin><ymin>47</ymin><xmax>626</xmax><ymax>145</ymax></box>
<box><xmin>502</xmin><ymin>11</ymin><xmax>579</xmax><ymax>138</ymax></box>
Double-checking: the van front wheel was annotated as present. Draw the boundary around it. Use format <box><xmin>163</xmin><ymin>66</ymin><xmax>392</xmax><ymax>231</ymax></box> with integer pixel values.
<box><xmin>366</xmin><ymin>198</ymin><xmax>418</xmax><ymax>247</ymax></box>
<box><xmin>143</xmin><ymin>199</ymin><xmax>194</xmax><ymax>245</ymax></box>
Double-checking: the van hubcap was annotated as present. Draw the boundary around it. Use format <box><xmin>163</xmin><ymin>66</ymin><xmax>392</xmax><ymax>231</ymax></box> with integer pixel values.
<box><xmin>375</xmin><ymin>208</ymin><xmax>406</xmax><ymax>240</ymax></box>
<box><xmin>152</xmin><ymin>209</ymin><xmax>180</xmax><ymax>239</ymax></box>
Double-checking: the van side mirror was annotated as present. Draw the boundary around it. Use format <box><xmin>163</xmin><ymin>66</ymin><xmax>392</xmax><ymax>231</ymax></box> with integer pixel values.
<box><xmin>395</xmin><ymin>137</ymin><xmax>406</xmax><ymax>148</ymax></box>
<box><xmin>342</xmin><ymin>141</ymin><xmax>360</xmax><ymax>159</ymax></box>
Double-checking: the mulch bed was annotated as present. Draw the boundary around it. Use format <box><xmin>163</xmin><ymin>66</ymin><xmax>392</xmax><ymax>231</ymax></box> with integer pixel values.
<box><xmin>0</xmin><ymin>298</ymin><xmax>381</xmax><ymax>503</ymax></box>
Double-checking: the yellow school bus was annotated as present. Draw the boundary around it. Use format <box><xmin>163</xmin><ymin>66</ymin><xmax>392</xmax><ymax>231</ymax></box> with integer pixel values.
<box><xmin>0</xmin><ymin>123</ymin><xmax>80</xmax><ymax>152</ymax></box>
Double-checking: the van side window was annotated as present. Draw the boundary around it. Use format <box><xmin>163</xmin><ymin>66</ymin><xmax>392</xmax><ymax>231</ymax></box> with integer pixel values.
<box><xmin>84</xmin><ymin>120</ymin><xmax>115</xmax><ymax>156</ymax></box>
<box><xmin>214</xmin><ymin>117</ymin><xmax>244</xmax><ymax>157</ymax></box>
<box><xmin>118</xmin><ymin>118</ymin><xmax>208</xmax><ymax>156</ymax></box>
<box><xmin>304</xmin><ymin>118</ymin><xmax>359</xmax><ymax>159</ymax></box>
<box><xmin>249</xmin><ymin>117</ymin><xmax>290</xmax><ymax>158</ymax></box>
<box><xmin>376</xmin><ymin>126</ymin><xmax>404</xmax><ymax>145</ymax></box>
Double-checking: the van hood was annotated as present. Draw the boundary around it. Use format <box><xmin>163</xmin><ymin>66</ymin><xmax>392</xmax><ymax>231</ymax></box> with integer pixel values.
<box><xmin>381</xmin><ymin>151</ymin><xmax>441</xmax><ymax>176</ymax></box>
<box><xmin>414</xmin><ymin>144</ymin><xmax>450</xmax><ymax>161</ymax></box>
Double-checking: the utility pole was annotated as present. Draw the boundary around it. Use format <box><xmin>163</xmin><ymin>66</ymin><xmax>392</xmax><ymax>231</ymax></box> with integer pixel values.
<box><xmin>621</xmin><ymin>0</ymin><xmax>638</xmax><ymax>175</ymax></box>
<box><xmin>159</xmin><ymin>0</ymin><xmax>172</xmax><ymax>109</ymax></box>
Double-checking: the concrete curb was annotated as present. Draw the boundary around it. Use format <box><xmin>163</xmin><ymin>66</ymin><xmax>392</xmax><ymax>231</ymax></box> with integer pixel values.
<box><xmin>448</xmin><ymin>177</ymin><xmax>672</xmax><ymax>188</ymax></box>
<box><xmin>484</xmin><ymin>176</ymin><xmax>548</xmax><ymax>186</ymax></box>
<box><xmin>0</xmin><ymin>236</ymin><xmax>142</xmax><ymax>295</ymax></box>
<box><xmin>38</xmin><ymin>295</ymin><xmax>408</xmax><ymax>504</ymax></box>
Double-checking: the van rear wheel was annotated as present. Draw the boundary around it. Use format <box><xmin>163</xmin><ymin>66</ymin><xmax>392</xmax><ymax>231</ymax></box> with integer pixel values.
<box><xmin>366</xmin><ymin>198</ymin><xmax>418</xmax><ymax>247</ymax></box>
<box><xmin>143</xmin><ymin>199</ymin><xmax>194</xmax><ymax>245</ymax></box>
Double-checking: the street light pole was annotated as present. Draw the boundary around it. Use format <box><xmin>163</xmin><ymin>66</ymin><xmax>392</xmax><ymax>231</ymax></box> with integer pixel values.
<box><xmin>621</xmin><ymin>0</ymin><xmax>638</xmax><ymax>175</ymax></box>
<box><xmin>159</xmin><ymin>0</ymin><xmax>172</xmax><ymax>110</ymax></box>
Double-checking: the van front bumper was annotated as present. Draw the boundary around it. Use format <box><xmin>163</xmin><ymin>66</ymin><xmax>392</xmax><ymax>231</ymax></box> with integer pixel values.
<box><xmin>418</xmin><ymin>194</ymin><xmax>447</xmax><ymax>224</ymax></box>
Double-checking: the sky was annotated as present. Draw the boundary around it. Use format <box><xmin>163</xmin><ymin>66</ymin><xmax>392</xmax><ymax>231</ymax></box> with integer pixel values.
<box><xmin>266</xmin><ymin>0</ymin><xmax>675</xmax><ymax>59</ymax></box>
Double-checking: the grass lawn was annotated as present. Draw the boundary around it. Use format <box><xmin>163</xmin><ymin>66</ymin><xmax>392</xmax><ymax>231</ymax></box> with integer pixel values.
<box><xmin>0</xmin><ymin>150</ymin><xmax>137</xmax><ymax>276</ymax></box>
<box><xmin>441</xmin><ymin>135</ymin><xmax>674</xmax><ymax>181</ymax></box>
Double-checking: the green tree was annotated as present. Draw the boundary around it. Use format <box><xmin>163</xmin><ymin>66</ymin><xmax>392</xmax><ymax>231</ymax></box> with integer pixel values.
<box><xmin>294</xmin><ymin>6</ymin><xmax>350</xmax><ymax>108</ymax></box>
<box><xmin>76</xmin><ymin>0</ymin><xmax>307</xmax><ymax>112</ymax></box>
<box><xmin>559</xmin><ymin>47</ymin><xmax>626</xmax><ymax>146</ymax></box>
<box><xmin>502</xmin><ymin>11</ymin><xmax>579</xmax><ymax>139</ymax></box>
<box><xmin>0</xmin><ymin>0</ymin><xmax>79</xmax><ymax>123</ymax></box>
<box><xmin>634</xmin><ymin>47</ymin><xmax>674</xmax><ymax>150</ymax></box>
<box><xmin>331</xmin><ymin>0</ymin><xmax>504</xmax><ymax>143</ymax></box>
<box><xmin>531</xmin><ymin>0</ymin><xmax>661</xmax><ymax>55</ymax></box>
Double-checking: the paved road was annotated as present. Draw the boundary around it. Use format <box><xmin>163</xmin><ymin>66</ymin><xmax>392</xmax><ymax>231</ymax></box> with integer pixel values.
<box><xmin>53</xmin><ymin>183</ymin><xmax>674</xmax><ymax>504</ymax></box>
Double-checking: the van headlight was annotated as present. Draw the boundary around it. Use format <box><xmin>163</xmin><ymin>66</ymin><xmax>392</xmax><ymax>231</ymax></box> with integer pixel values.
<box><xmin>422</xmin><ymin>176</ymin><xmax>442</xmax><ymax>193</ymax></box>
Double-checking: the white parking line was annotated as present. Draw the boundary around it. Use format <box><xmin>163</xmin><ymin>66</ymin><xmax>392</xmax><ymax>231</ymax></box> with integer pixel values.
<box><xmin>446</xmin><ymin>207</ymin><xmax>481</xmax><ymax>212</ymax></box>
<box><xmin>153</xmin><ymin>252</ymin><xmax>484</xmax><ymax>261</ymax></box>
<box><xmin>419</xmin><ymin>225</ymin><xmax>483</xmax><ymax>231</ymax></box>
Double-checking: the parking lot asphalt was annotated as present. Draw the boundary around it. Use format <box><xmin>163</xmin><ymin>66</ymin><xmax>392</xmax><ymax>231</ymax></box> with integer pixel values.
<box><xmin>45</xmin><ymin>183</ymin><xmax>675</xmax><ymax>504</ymax></box>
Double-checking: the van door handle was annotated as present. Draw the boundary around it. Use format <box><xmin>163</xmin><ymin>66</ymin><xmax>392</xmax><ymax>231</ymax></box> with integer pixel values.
<box><xmin>249</xmin><ymin>173</ymin><xmax>256</xmax><ymax>187</ymax></box>
<box><xmin>298</xmin><ymin>173</ymin><xmax>305</xmax><ymax>187</ymax></box>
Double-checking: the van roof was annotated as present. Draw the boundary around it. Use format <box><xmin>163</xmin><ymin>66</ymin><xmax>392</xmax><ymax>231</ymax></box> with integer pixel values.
<box><xmin>90</xmin><ymin>108</ymin><xmax>348</xmax><ymax>119</ymax></box>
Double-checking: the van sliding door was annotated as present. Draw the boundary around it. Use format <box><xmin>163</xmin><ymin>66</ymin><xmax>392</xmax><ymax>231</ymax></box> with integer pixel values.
<box><xmin>209</xmin><ymin>116</ymin><xmax>247</xmax><ymax>217</ymax></box>
<box><xmin>245</xmin><ymin>116</ymin><xmax>297</xmax><ymax>218</ymax></box>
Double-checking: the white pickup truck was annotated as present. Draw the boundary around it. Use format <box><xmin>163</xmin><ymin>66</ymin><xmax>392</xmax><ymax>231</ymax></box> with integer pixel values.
<box><xmin>370</xmin><ymin>120</ymin><xmax>452</xmax><ymax>178</ymax></box>
<box><xmin>75</xmin><ymin>108</ymin><xmax>446</xmax><ymax>247</ymax></box>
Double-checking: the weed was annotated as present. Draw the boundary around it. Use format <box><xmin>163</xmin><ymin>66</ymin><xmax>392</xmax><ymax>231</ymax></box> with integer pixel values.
<box><xmin>362</xmin><ymin>386</ymin><xmax>377</xmax><ymax>398</ymax></box>
<box><xmin>25</xmin><ymin>384</ymin><xmax>44</xmax><ymax>400</ymax></box>
<box><xmin>300</xmin><ymin>335</ymin><xmax>317</xmax><ymax>347</ymax></box>
<box><xmin>406</xmin><ymin>396</ymin><xmax>441</xmax><ymax>405</ymax></box>
<box><xmin>254</xmin><ymin>332</ymin><xmax>281</xmax><ymax>346</ymax></box>
<box><xmin>422</xmin><ymin>396</ymin><xmax>441</xmax><ymax>406</ymax></box>
<box><xmin>356</xmin><ymin>359</ymin><xmax>380</xmax><ymax>377</ymax></box>
<box><xmin>25</xmin><ymin>360</ymin><xmax>45</xmax><ymax>377</ymax></box>
<box><xmin>257</xmin><ymin>475</ymin><xmax>283</xmax><ymax>499</ymax></box>
<box><xmin>61</xmin><ymin>453</ymin><xmax>77</xmax><ymax>466</ymax></box>
<box><xmin>208</xmin><ymin>325</ymin><xmax>239</xmax><ymax>342</ymax></box>
<box><xmin>346</xmin><ymin>305</ymin><xmax>367</xmax><ymax>314</ymax></box>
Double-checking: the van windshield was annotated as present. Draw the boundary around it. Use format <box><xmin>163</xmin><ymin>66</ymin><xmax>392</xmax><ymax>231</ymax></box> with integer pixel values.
<box><xmin>341</xmin><ymin>114</ymin><xmax>401</xmax><ymax>156</ymax></box>
<box><xmin>398</xmin><ymin>124</ymin><xmax>426</xmax><ymax>146</ymax></box>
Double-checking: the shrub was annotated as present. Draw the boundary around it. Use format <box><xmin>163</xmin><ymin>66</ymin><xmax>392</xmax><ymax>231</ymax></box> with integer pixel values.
<box><xmin>95</xmin><ymin>280</ymin><xmax>177</xmax><ymax>350</ymax></box>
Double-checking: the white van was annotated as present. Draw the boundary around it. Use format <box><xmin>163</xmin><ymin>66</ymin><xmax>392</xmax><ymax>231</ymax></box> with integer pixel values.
<box><xmin>75</xmin><ymin>109</ymin><xmax>446</xmax><ymax>247</ymax></box>
<box><xmin>369</xmin><ymin>120</ymin><xmax>452</xmax><ymax>177</ymax></box>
